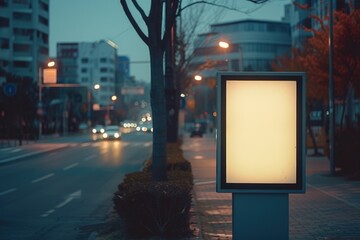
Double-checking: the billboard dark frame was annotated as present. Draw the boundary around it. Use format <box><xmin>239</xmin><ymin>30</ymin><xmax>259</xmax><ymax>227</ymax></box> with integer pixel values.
<box><xmin>216</xmin><ymin>72</ymin><xmax>306</xmax><ymax>193</ymax></box>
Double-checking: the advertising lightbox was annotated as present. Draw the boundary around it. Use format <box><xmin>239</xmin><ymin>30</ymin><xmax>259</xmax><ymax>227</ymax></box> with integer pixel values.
<box><xmin>217</xmin><ymin>72</ymin><xmax>306</xmax><ymax>193</ymax></box>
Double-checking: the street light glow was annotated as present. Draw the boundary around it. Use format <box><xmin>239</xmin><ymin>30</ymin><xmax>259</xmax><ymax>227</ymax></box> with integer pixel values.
<box><xmin>47</xmin><ymin>61</ymin><xmax>56</xmax><ymax>67</ymax></box>
<box><xmin>111</xmin><ymin>95</ymin><xmax>117</xmax><ymax>101</ymax></box>
<box><xmin>219</xmin><ymin>41</ymin><xmax>229</xmax><ymax>49</ymax></box>
<box><xmin>194</xmin><ymin>75</ymin><xmax>202</xmax><ymax>81</ymax></box>
<box><xmin>94</xmin><ymin>84</ymin><xmax>100</xmax><ymax>90</ymax></box>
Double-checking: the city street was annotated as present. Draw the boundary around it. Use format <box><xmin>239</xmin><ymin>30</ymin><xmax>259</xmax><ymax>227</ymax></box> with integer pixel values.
<box><xmin>0</xmin><ymin>132</ymin><xmax>152</xmax><ymax>240</ymax></box>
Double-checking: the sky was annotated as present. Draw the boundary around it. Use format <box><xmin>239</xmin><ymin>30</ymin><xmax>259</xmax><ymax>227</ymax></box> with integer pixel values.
<box><xmin>50</xmin><ymin>0</ymin><xmax>291</xmax><ymax>82</ymax></box>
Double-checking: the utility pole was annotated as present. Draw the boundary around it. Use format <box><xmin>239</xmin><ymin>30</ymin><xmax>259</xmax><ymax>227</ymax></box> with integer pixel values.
<box><xmin>328</xmin><ymin>0</ymin><xmax>335</xmax><ymax>175</ymax></box>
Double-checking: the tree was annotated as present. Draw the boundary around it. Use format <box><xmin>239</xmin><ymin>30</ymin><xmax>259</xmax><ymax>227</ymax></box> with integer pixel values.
<box><xmin>120</xmin><ymin>0</ymin><xmax>179</xmax><ymax>181</ymax></box>
<box><xmin>272</xmin><ymin>8</ymin><xmax>360</xmax><ymax>154</ymax></box>
<box><xmin>120</xmin><ymin>0</ymin><xmax>271</xmax><ymax>181</ymax></box>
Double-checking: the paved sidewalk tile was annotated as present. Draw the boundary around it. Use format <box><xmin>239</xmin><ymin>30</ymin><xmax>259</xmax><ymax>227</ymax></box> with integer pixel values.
<box><xmin>183</xmin><ymin>134</ymin><xmax>360</xmax><ymax>240</ymax></box>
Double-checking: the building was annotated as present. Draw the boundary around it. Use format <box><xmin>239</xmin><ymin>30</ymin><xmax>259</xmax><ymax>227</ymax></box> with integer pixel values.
<box><xmin>284</xmin><ymin>0</ymin><xmax>360</xmax><ymax>49</ymax></box>
<box><xmin>189</xmin><ymin>19</ymin><xmax>291</xmax><ymax>123</ymax></box>
<box><xmin>190</xmin><ymin>19</ymin><xmax>291</xmax><ymax>79</ymax></box>
<box><xmin>57</xmin><ymin>40</ymin><xmax>118</xmax><ymax>108</ymax></box>
<box><xmin>0</xmin><ymin>0</ymin><xmax>49</xmax><ymax>84</ymax></box>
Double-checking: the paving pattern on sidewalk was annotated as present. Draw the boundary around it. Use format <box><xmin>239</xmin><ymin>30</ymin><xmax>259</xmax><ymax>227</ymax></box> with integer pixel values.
<box><xmin>184</xmin><ymin>134</ymin><xmax>360</xmax><ymax>240</ymax></box>
<box><xmin>193</xmin><ymin>183</ymin><xmax>232</xmax><ymax>240</ymax></box>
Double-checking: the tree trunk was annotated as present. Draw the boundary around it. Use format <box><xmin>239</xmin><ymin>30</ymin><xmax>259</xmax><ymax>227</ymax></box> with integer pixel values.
<box><xmin>150</xmin><ymin>46</ymin><xmax>167</xmax><ymax>181</ymax></box>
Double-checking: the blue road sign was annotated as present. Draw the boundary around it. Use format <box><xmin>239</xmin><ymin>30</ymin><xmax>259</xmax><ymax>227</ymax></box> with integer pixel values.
<box><xmin>3</xmin><ymin>83</ymin><xmax>17</xmax><ymax>97</ymax></box>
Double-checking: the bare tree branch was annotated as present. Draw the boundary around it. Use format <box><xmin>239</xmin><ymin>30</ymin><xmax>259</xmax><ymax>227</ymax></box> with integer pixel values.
<box><xmin>132</xmin><ymin>0</ymin><xmax>149</xmax><ymax>25</ymax></box>
<box><xmin>179</xmin><ymin>0</ymin><xmax>270</xmax><ymax>15</ymax></box>
<box><xmin>120</xmin><ymin>0</ymin><xmax>149</xmax><ymax>45</ymax></box>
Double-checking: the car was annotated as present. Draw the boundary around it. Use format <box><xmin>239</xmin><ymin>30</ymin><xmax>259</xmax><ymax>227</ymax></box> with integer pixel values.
<box><xmin>92</xmin><ymin>125</ymin><xmax>105</xmax><ymax>134</ymax></box>
<box><xmin>102</xmin><ymin>125</ymin><xmax>122</xmax><ymax>140</ymax></box>
<box><xmin>136</xmin><ymin>121</ymin><xmax>153</xmax><ymax>133</ymax></box>
<box><xmin>190</xmin><ymin>123</ymin><xmax>203</xmax><ymax>138</ymax></box>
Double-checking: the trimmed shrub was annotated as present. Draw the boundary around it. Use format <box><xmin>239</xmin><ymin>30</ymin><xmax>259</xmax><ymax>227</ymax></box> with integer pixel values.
<box><xmin>334</xmin><ymin>128</ymin><xmax>360</xmax><ymax>177</ymax></box>
<box><xmin>113</xmin><ymin>142</ymin><xmax>194</xmax><ymax>237</ymax></box>
<box><xmin>113</xmin><ymin>170</ymin><xmax>193</xmax><ymax>237</ymax></box>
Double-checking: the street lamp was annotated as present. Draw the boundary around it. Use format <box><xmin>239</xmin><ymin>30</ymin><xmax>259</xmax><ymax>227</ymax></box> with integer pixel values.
<box><xmin>87</xmin><ymin>84</ymin><xmax>101</xmax><ymax>127</ymax></box>
<box><xmin>38</xmin><ymin>60</ymin><xmax>57</xmax><ymax>139</ymax></box>
<box><xmin>106</xmin><ymin>95</ymin><xmax>117</xmax><ymax>125</ymax></box>
<box><xmin>194</xmin><ymin>75</ymin><xmax>202</xmax><ymax>81</ymax></box>
<box><xmin>193</xmin><ymin>74</ymin><xmax>209</xmax><ymax>127</ymax></box>
<box><xmin>218</xmin><ymin>40</ymin><xmax>243</xmax><ymax>71</ymax></box>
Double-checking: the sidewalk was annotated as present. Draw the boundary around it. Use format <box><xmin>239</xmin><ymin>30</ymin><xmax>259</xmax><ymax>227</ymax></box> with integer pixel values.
<box><xmin>182</xmin><ymin>133</ymin><xmax>360</xmax><ymax>240</ymax></box>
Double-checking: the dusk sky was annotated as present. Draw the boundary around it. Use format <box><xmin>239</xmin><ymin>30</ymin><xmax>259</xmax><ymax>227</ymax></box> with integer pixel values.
<box><xmin>50</xmin><ymin>0</ymin><xmax>291</xmax><ymax>82</ymax></box>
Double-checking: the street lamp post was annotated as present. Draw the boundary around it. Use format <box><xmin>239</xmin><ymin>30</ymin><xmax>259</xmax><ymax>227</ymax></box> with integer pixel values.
<box><xmin>87</xmin><ymin>84</ymin><xmax>100</xmax><ymax>127</ymax></box>
<box><xmin>218</xmin><ymin>41</ymin><xmax>243</xmax><ymax>71</ymax></box>
<box><xmin>106</xmin><ymin>95</ymin><xmax>117</xmax><ymax>125</ymax></box>
<box><xmin>38</xmin><ymin>60</ymin><xmax>56</xmax><ymax>139</ymax></box>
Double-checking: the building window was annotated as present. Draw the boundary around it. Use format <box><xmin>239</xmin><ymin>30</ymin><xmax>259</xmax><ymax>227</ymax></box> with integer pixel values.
<box><xmin>81</xmin><ymin>77</ymin><xmax>88</xmax><ymax>83</ymax></box>
<box><xmin>13</xmin><ymin>12</ymin><xmax>31</xmax><ymax>22</ymax></box>
<box><xmin>0</xmin><ymin>17</ymin><xmax>10</xmax><ymax>27</ymax></box>
<box><xmin>100</xmin><ymin>58</ymin><xmax>107</xmax><ymax>63</ymax></box>
<box><xmin>81</xmin><ymin>58</ymin><xmax>89</xmax><ymax>63</ymax></box>
<box><xmin>14</xmin><ymin>60</ymin><xmax>30</xmax><ymax>68</ymax></box>
<box><xmin>39</xmin><ymin>1</ymin><xmax>48</xmax><ymax>11</ymax></box>
<box><xmin>0</xmin><ymin>0</ymin><xmax>9</xmax><ymax>7</ymax></box>
<box><xmin>0</xmin><ymin>38</ymin><xmax>9</xmax><ymax>49</ymax></box>
<box><xmin>100</xmin><ymin>77</ymin><xmax>107</xmax><ymax>82</ymax></box>
<box><xmin>13</xmin><ymin>43</ymin><xmax>31</xmax><ymax>52</ymax></box>
<box><xmin>100</xmin><ymin>67</ymin><xmax>108</xmax><ymax>73</ymax></box>
<box><xmin>231</xmin><ymin>59</ymin><xmax>240</xmax><ymax>71</ymax></box>
<box><xmin>38</xmin><ymin>16</ymin><xmax>48</xmax><ymax>26</ymax></box>
<box><xmin>81</xmin><ymin>68</ymin><xmax>88</xmax><ymax>73</ymax></box>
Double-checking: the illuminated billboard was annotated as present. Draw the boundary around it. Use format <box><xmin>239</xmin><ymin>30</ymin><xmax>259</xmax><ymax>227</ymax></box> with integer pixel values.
<box><xmin>217</xmin><ymin>72</ymin><xmax>306</xmax><ymax>193</ymax></box>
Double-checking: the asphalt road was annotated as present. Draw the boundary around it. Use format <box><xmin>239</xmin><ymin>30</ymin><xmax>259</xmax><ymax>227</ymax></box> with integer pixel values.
<box><xmin>0</xmin><ymin>131</ymin><xmax>152</xmax><ymax>240</ymax></box>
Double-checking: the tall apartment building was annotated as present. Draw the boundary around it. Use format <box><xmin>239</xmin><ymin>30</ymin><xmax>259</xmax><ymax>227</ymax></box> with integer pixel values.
<box><xmin>57</xmin><ymin>40</ymin><xmax>118</xmax><ymax>108</ymax></box>
<box><xmin>0</xmin><ymin>0</ymin><xmax>49</xmax><ymax>84</ymax></box>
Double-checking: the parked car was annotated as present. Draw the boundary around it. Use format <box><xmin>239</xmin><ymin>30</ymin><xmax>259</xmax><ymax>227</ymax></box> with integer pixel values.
<box><xmin>92</xmin><ymin>125</ymin><xmax>105</xmax><ymax>134</ymax></box>
<box><xmin>190</xmin><ymin>123</ymin><xmax>203</xmax><ymax>138</ymax></box>
<box><xmin>102</xmin><ymin>125</ymin><xmax>121</xmax><ymax>140</ymax></box>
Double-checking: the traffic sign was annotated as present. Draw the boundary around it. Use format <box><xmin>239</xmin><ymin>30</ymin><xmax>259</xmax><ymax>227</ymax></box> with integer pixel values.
<box><xmin>3</xmin><ymin>83</ymin><xmax>17</xmax><ymax>97</ymax></box>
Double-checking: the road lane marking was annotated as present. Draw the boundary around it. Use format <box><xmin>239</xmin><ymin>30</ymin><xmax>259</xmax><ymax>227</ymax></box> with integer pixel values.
<box><xmin>32</xmin><ymin>173</ymin><xmax>54</xmax><ymax>184</ymax></box>
<box><xmin>194</xmin><ymin>155</ymin><xmax>204</xmax><ymax>160</ymax></box>
<box><xmin>56</xmin><ymin>190</ymin><xmax>82</xmax><ymax>208</ymax></box>
<box><xmin>63</xmin><ymin>162</ymin><xmax>79</xmax><ymax>171</ymax></box>
<box><xmin>41</xmin><ymin>190</ymin><xmax>82</xmax><ymax>217</ymax></box>
<box><xmin>41</xmin><ymin>209</ymin><xmax>55</xmax><ymax>217</ymax></box>
<box><xmin>0</xmin><ymin>188</ymin><xmax>17</xmax><ymax>196</ymax></box>
<box><xmin>10</xmin><ymin>148</ymin><xmax>23</xmax><ymax>153</ymax></box>
<box><xmin>84</xmin><ymin>155</ymin><xmax>96</xmax><ymax>161</ymax></box>
<box><xmin>81</xmin><ymin>143</ymin><xmax>91</xmax><ymax>147</ymax></box>
<box><xmin>144</xmin><ymin>142</ymin><xmax>152</xmax><ymax>147</ymax></box>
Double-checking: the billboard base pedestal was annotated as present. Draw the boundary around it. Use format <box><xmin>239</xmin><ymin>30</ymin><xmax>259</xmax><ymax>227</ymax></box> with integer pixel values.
<box><xmin>232</xmin><ymin>193</ymin><xmax>289</xmax><ymax>240</ymax></box>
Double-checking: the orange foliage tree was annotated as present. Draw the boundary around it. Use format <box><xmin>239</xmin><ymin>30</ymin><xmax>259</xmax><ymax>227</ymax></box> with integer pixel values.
<box><xmin>272</xmin><ymin>8</ymin><xmax>360</xmax><ymax>154</ymax></box>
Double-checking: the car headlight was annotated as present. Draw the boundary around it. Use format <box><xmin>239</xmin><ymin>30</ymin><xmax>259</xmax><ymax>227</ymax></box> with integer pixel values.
<box><xmin>136</xmin><ymin>127</ymin><xmax>140</xmax><ymax>131</ymax></box>
<box><xmin>92</xmin><ymin>129</ymin><xmax>97</xmax><ymax>134</ymax></box>
<box><xmin>100</xmin><ymin>129</ymin><xmax>105</xmax><ymax>133</ymax></box>
<box><xmin>103</xmin><ymin>133</ymin><xmax>108</xmax><ymax>138</ymax></box>
<box><xmin>114</xmin><ymin>133</ymin><xmax>120</xmax><ymax>138</ymax></box>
